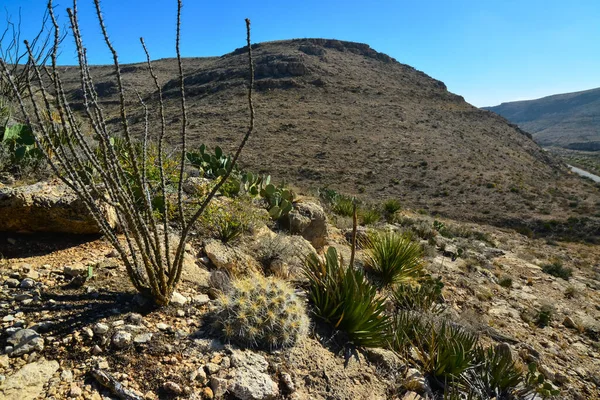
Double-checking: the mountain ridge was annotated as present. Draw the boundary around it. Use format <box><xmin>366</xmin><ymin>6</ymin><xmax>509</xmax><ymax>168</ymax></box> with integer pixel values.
<box><xmin>56</xmin><ymin>38</ymin><xmax>599</xmax><ymax>232</ymax></box>
<box><xmin>483</xmin><ymin>87</ymin><xmax>600</xmax><ymax>149</ymax></box>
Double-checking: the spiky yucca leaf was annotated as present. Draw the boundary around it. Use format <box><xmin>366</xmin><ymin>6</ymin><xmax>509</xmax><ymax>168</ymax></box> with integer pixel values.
<box><xmin>468</xmin><ymin>345</ymin><xmax>524</xmax><ymax>399</ymax></box>
<box><xmin>365</xmin><ymin>231</ymin><xmax>424</xmax><ymax>288</ymax></box>
<box><xmin>303</xmin><ymin>246</ymin><xmax>391</xmax><ymax>347</ymax></box>
<box><xmin>414</xmin><ymin>320</ymin><xmax>479</xmax><ymax>386</ymax></box>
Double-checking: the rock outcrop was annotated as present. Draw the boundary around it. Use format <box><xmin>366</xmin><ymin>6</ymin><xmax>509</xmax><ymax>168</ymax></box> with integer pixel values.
<box><xmin>0</xmin><ymin>181</ymin><xmax>117</xmax><ymax>234</ymax></box>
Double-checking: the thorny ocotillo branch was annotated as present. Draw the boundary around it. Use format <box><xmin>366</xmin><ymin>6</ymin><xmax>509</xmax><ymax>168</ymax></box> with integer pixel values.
<box><xmin>0</xmin><ymin>0</ymin><xmax>256</xmax><ymax>306</ymax></box>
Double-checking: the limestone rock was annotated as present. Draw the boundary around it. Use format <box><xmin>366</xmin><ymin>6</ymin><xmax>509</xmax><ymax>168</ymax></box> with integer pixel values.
<box><xmin>228</xmin><ymin>368</ymin><xmax>279</xmax><ymax>400</ymax></box>
<box><xmin>287</xmin><ymin>201</ymin><xmax>328</xmax><ymax>249</ymax></box>
<box><xmin>6</xmin><ymin>329</ymin><xmax>44</xmax><ymax>357</ymax></box>
<box><xmin>0</xmin><ymin>359</ymin><xmax>59</xmax><ymax>400</ymax></box>
<box><xmin>111</xmin><ymin>331</ymin><xmax>132</xmax><ymax>349</ymax></box>
<box><xmin>170</xmin><ymin>291</ymin><xmax>188</xmax><ymax>307</ymax></box>
<box><xmin>0</xmin><ymin>181</ymin><xmax>117</xmax><ymax>234</ymax></box>
<box><xmin>363</xmin><ymin>347</ymin><xmax>404</xmax><ymax>371</ymax></box>
<box><xmin>204</xmin><ymin>239</ymin><xmax>261</xmax><ymax>274</ymax></box>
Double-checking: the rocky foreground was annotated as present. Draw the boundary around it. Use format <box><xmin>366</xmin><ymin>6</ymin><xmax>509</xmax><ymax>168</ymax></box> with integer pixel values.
<box><xmin>0</xmin><ymin>181</ymin><xmax>599</xmax><ymax>400</ymax></box>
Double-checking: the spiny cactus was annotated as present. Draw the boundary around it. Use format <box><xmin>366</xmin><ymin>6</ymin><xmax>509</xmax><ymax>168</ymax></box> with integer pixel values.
<box><xmin>186</xmin><ymin>144</ymin><xmax>236</xmax><ymax>179</ymax></box>
<box><xmin>241</xmin><ymin>171</ymin><xmax>270</xmax><ymax>196</ymax></box>
<box><xmin>260</xmin><ymin>183</ymin><xmax>293</xmax><ymax>219</ymax></box>
<box><xmin>212</xmin><ymin>275</ymin><xmax>309</xmax><ymax>349</ymax></box>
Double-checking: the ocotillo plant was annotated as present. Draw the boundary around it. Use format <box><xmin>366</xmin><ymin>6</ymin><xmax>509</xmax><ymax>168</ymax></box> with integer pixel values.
<box><xmin>0</xmin><ymin>0</ymin><xmax>256</xmax><ymax>306</ymax></box>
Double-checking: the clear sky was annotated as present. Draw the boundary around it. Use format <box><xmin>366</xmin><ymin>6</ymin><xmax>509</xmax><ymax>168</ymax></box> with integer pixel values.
<box><xmin>2</xmin><ymin>0</ymin><xmax>600</xmax><ymax>107</ymax></box>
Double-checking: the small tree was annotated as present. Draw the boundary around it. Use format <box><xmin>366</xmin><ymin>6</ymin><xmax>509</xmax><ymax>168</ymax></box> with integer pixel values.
<box><xmin>0</xmin><ymin>0</ymin><xmax>256</xmax><ymax>306</ymax></box>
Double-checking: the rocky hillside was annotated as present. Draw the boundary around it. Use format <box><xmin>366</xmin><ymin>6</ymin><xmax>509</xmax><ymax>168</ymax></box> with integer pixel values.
<box><xmin>56</xmin><ymin>39</ymin><xmax>600</xmax><ymax>231</ymax></box>
<box><xmin>483</xmin><ymin>87</ymin><xmax>600</xmax><ymax>149</ymax></box>
<box><xmin>0</xmin><ymin>180</ymin><xmax>599</xmax><ymax>400</ymax></box>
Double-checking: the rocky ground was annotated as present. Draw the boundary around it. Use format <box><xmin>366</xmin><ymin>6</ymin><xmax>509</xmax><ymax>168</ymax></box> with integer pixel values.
<box><xmin>0</xmin><ymin>184</ymin><xmax>599</xmax><ymax>400</ymax></box>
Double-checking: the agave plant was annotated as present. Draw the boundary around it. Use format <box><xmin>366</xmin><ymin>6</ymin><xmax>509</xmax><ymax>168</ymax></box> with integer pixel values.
<box><xmin>364</xmin><ymin>231</ymin><xmax>424</xmax><ymax>288</ymax></box>
<box><xmin>466</xmin><ymin>345</ymin><xmax>525</xmax><ymax>400</ymax></box>
<box><xmin>414</xmin><ymin>320</ymin><xmax>479</xmax><ymax>391</ymax></box>
<box><xmin>303</xmin><ymin>246</ymin><xmax>391</xmax><ymax>347</ymax></box>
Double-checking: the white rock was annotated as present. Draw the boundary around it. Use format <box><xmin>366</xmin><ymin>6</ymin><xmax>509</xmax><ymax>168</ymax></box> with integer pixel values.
<box><xmin>111</xmin><ymin>331</ymin><xmax>132</xmax><ymax>349</ymax></box>
<box><xmin>170</xmin><ymin>291</ymin><xmax>188</xmax><ymax>307</ymax></box>
<box><xmin>0</xmin><ymin>360</ymin><xmax>59</xmax><ymax>400</ymax></box>
<box><xmin>93</xmin><ymin>323</ymin><xmax>110</xmax><ymax>335</ymax></box>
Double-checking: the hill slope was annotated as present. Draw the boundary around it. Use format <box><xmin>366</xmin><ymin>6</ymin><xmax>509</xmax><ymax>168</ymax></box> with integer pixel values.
<box><xmin>483</xmin><ymin>88</ymin><xmax>600</xmax><ymax>149</ymax></box>
<box><xmin>57</xmin><ymin>39</ymin><xmax>599</xmax><ymax>229</ymax></box>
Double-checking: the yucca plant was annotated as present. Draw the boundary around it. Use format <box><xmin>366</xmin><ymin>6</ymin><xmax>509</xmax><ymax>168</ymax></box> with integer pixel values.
<box><xmin>360</xmin><ymin>207</ymin><xmax>381</xmax><ymax>225</ymax></box>
<box><xmin>414</xmin><ymin>320</ymin><xmax>479</xmax><ymax>392</ymax></box>
<box><xmin>466</xmin><ymin>345</ymin><xmax>524</xmax><ymax>400</ymax></box>
<box><xmin>364</xmin><ymin>231</ymin><xmax>424</xmax><ymax>288</ymax></box>
<box><xmin>331</xmin><ymin>194</ymin><xmax>355</xmax><ymax>217</ymax></box>
<box><xmin>383</xmin><ymin>198</ymin><xmax>401</xmax><ymax>215</ymax></box>
<box><xmin>303</xmin><ymin>246</ymin><xmax>391</xmax><ymax>347</ymax></box>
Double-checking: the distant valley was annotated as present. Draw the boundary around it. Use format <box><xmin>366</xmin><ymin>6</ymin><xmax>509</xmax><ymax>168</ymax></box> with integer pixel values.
<box><xmin>483</xmin><ymin>87</ymin><xmax>600</xmax><ymax>150</ymax></box>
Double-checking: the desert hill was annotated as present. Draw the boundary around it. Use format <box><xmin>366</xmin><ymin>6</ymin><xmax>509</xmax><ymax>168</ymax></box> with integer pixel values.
<box><xmin>483</xmin><ymin>87</ymin><xmax>600</xmax><ymax>150</ymax></box>
<box><xmin>57</xmin><ymin>39</ymin><xmax>599</xmax><ymax>233</ymax></box>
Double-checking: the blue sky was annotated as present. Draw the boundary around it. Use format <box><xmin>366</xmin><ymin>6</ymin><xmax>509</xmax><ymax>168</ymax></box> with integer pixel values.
<box><xmin>2</xmin><ymin>0</ymin><xmax>600</xmax><ymax>107</ymax></box>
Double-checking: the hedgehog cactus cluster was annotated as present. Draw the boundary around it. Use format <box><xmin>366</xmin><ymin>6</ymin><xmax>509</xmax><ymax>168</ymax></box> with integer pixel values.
<box><xmin>212</xmin><ymin>275</ymin><xmax>309</xmax><ymax>349</ymax></box>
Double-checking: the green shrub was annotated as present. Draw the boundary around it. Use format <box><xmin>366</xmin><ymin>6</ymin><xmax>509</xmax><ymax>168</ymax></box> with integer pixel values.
<box><xmin>200</xmin><ymin>197</ymin><xmax>268</xmax><ymax>243</ymax></box>
<box><xmin>498</xmin><ymin>276</ymin><xmax>513</xmax><ymax>288</ymax></box>
<box><xmin>535</xmin><ymin>304</ymin><xmax>555</xmax><ymax>328</ymax></box>
<box><xmin>211</xmin><ymin>275</ymin><xmax>309</xmax><ymax>349</ymax></box>
<box><xmin>332</xmin><ymin>195</ymin><xmax>355</xmax><ymax>217</ymax></box>
<box><xmin>364</xmin><ymin>231</ymin><xmax>423</xmax><ymax>288</ymax></box>
<box><xmin>360</xmin><ymin>207</ymin><xmax>381</xmax><ymax>225</ymax></box>
<box><xmin>542</xmin><ymin>261</ymin><xmax>572</xmax><ymax>280</ymax></box>
<box><xmin>392</xmin><ymin>275</ymin><xmax>445</xmax><ymax>314</ymax></box>
<box><xmin>303</xmin><ymin>246</ymin><xmax>391</xmax><ymax>347</ymax></box>
<box><xmin>383</xmin><ymin>199</ymin><xmax>401</xmax><ymax>215</ymax></box>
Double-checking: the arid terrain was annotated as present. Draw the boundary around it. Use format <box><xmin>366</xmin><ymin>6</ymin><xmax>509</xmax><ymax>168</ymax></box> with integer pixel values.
<box><xmin>56</xmin><ymin>39</ymin><xmax>600</xmax><ymax>238</ymax></box>
<box><xmin>1</xmin><ymin>36</ymin><xmax>600</xmax><ymax>400</ymax></box>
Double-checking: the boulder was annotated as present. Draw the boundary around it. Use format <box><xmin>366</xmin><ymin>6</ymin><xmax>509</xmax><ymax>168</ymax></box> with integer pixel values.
<box><xmin>287</xmin><ymin>201</ymin><xmax>328</xmax><ymax>249</ymax></box>
<box><xmin>0</xmin><ymin>359</ymin><xmax>59</xmax><ymax>400</ymax></box>
<box><xmin>204</xmin><ymin>239</ymin><xmax>262</xmax><ymax>275</ymax></box>
<box><xmin>228</xmin><ymin>350</ymin><xmax>278</xmax><ymax>400</ymax></box>
<box><xmin>0</xmin><ymin>181</ymin><xmax>117</xmax><ymax>234</ymax></box>
<box><xmin>6</xmin><ymin>329</ymin><xmax>44</xmax><ymax>357</ymax></box>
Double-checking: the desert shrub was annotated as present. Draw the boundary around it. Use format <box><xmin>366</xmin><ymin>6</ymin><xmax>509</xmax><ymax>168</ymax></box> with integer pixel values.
<box><xmin>542</xmin><ymin>261</ymin><xmax>572</xmax><ymax>280</ymax></box>
<box><xmin>364</xmin><ymin>231</ymin><xmax>423</xmax><ymax>288</ymax></box>
<box><xmin>564</xmin><ymin>285</ymin><xmax>577</xmax><ymax>299</ymax></box>
<box><xmin>413</xmin><ymin>221</ymin><xmax>437</xmax><ymax>240</ymax></box>
<box><xmin>332</xmin><ymin>195</ymin><xmax>355</xmax><ymax>217</ymax></box>
<box><xmin>392</xmin><ymin>275</ymin><xmax>445</xmax><ymax>314</ymax></box>
<box><xmin>536</xmin><ymin>304</ymin><xmax>555</xmax><ymax>328</ymax></box>
<box><xmin>211</xmin><ymin>275</ymin><xmax>309</xmax><ymax>349</ymax></box>
<box><xmin>303</xmin><ymin>246</ymin><xmax>391</xmax><ymax>347</ymax></box>
<box><xmin>199</xmin><ymin>197</ymin><xmax>268</xmax><ymax>243</ymax></box>
<box><xmin>360</xmin><ymin>207</ymin><xmax>381</xmax><ymax>225</ymax></box>
<box><xmin>383</xmin><ymin>199</ymin><xmax>401</xmax><ymax>216</ymax></box>
<box><xmin>318</xmin><ymin>188</ymin><xmax>357</xmax><ymax>217</ymax></box>
<box><xmin>498</xmin><ymin>276</ymin><xmax>513</xmax><ymax>288</ymax></box>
